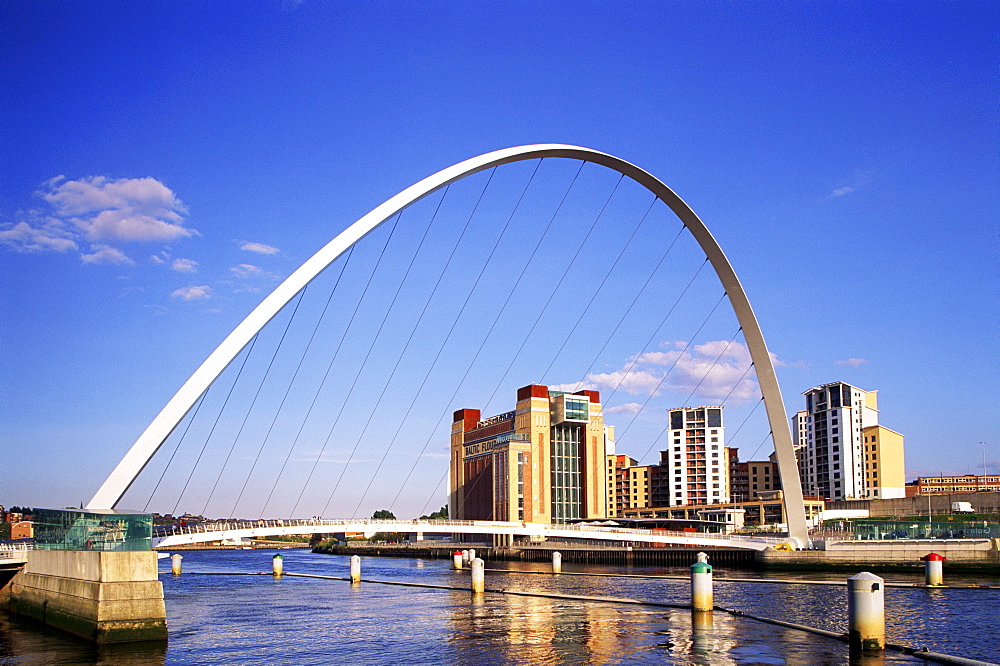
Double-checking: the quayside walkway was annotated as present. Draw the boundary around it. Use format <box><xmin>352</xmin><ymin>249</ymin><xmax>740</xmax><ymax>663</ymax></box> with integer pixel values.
<box><xmin>153</xmin><ymin>518</ymin><xmax>786</xmax><ymax>551</ymax></box>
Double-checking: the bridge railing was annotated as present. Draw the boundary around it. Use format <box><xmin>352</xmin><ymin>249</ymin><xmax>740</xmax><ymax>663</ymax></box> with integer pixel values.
<box><xmin>0</xmin><ymin>542</ymin><xmax>33</xmax><ymax>560</ymax></box>
<box><xmin>153</xmin><ymin>519</ymin><xmax>785</xmax><ymax>544</ymax></box>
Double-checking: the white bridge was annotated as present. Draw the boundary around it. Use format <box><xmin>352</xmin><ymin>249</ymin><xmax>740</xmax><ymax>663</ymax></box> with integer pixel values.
<box><xmin>153</xmin><ymin>519</ymin><xmax>787</xmax><ymax>551</ymax></box>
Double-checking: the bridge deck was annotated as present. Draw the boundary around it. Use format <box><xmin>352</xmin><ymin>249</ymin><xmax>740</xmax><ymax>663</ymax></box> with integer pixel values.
<box><xmin>152</xmin><ymin>519</ymin><xmax>784</xmax><ymax>551</ymax></box>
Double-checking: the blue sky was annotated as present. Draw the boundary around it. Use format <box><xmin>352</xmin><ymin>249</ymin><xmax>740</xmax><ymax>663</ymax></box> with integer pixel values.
<box><xmin>2</xmin><ymin>1</ymin><xmax>996</xmax><ymax>517</ymax></box>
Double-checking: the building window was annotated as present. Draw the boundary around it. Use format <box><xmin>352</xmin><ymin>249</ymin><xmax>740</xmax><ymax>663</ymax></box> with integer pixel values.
<box><xmin>550</xmin><ymin>424</ymin><xmax>582</xmax><ymax>523</ymax></box>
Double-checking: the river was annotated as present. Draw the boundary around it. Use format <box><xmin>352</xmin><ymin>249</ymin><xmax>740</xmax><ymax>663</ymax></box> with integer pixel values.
<box><xmin>1</xmin><ymin>549</ymin><xmax>998</xmax><ymax>664</ymax></box>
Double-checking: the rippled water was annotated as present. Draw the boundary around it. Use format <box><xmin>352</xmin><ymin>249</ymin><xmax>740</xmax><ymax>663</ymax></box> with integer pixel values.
<box><xmin>1</xmin><ymin>549</ymin><xmax>997</xmax><ymax>664</ymax></box>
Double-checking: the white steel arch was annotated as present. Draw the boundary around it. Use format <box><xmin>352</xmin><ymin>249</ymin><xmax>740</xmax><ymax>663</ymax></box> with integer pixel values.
<box><xmin>88</xmin><ymin>144</ymin><xmax>808</xmax><ymax>547</ymax></box>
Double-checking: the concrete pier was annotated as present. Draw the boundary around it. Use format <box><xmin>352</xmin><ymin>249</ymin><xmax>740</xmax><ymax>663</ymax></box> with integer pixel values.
<box><xmin>7</xmin><ymin>550</ymin><xmax>167</xmax><ymax>643</ymax></box>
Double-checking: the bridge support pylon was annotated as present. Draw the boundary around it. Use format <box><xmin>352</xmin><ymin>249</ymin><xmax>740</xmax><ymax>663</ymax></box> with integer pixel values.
<box><xmin>8</xmin><ymin>550</ymin><xmax>167</xmax><ymax>643</ymax></box>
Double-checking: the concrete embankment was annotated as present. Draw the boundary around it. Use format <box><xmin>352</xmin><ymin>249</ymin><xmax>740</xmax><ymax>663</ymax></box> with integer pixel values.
<box><xmin>760</xmin><ymin>538</ymin><xmax>1000</xmax><ymax>572</ymax></box>
<box><xmin>314</xmin><ymin>538</ymin><xmax>1000</xmax><ymax>573</ymax></box>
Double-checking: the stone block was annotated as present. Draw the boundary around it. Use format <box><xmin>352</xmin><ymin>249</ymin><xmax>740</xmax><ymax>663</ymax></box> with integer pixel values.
<box><xmin>9</xmin><ymin>550</ymin><xmax>166</xmax><ymax>643</ymax></box>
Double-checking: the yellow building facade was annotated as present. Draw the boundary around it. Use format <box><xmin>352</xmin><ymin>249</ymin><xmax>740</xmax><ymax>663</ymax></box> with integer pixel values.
<box><xmin>862</xmin><ymin>425</ymin><xmax>906</xmax><ymax>498</ymax></box>
<box><xmin>451</xmin><ymin>384</ymin><xmax>610</xmax><ymax>523</ymax></box>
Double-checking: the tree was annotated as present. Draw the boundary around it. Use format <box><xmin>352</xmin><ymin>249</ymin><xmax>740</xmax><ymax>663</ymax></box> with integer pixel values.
<box><xmin>420</xmin><ymin>505</ymin><xmax>448</xmax><ymax>520</ymax></box>
<box><xmin>371</xmin><ymin>509</ymin><xmax>396</xmax><ymax>520</ymax></box>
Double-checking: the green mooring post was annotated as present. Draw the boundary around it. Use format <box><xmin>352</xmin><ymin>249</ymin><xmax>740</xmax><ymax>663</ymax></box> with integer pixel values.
<box><xmin>272</xmin><ymin>554</ymin><xmax>284</xmax><ymax>576</ymax></box>
<box><xmin>690</xmin><ymin>553</ymin><xmax>713</xmax><ymax>611</ymax></box>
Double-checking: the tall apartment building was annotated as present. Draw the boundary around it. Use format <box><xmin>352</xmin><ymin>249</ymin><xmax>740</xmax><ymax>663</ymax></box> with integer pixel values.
<box><xmin>661</xmin><ymin>406</ymin><xmax>729</xmax><ymax>505</ymax></box>
<box><xmin>450</xmin><ymin>384</ymin><xmax>610</xmax><ymax>523</ymax></box>
<box><xmin>606</xmin><ymin>454</ymin><xmax>637</xmax><ymax>518</ymax></box>
<box><xmin>795</xmin><ymin>382</ymin><xmax>906</xmax><ymax>501</ymax></box>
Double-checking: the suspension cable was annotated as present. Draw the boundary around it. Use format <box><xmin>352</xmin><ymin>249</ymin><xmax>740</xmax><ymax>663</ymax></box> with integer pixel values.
<box><xmin>350</xmin><ymin>160</ymin><xmax>545</xmax><ymax>518</ymax></box>
<box><xmin>536</xmin><ymin>196</ymin><xmax>658</xmax><ymax>384</ymax></box>
<box><xmin>571</xmin><ymin>222</ymin><xmax>686</xmax><ymax>393</ymax></box>
<box><xmin>389</xmin><ymin>161</ymin><xmax>586</xmax><ymax>512</ymax></box>
<box><xmin>679</xmin><ymin>328</ymin><xmax>742</xmax><ymax>408</ymax></box>
<box><xmin>206</xmin><ymin>250</ymin><xmax>353</xmax><ymax>518</ymax></box>
<box><xmin>289</xmin><ymin>187</ymin><xmax>458</xmax><ymax>516</ymax></box>
<box><xmin>256</xmin><ymin>207</ymin><xmax>436</xmax><ymax>518</ymax></box>
<box><xmin>612</xmin><ymin>291</ymin><xmax>727</xmax><ymax>446</ymax></box>
<box><xmin>170</xmin><ymin>326</ymin><xmax>274</xmax><ymax>516</ymax></box>
<box><xmin>601</xmin><ymin>260</ymin><xmax>710</xmax><ymax>409</ymax></box>
<box><xmin>424</xmin><ymin>174</ymin><xmax>630</xmax><ymax>519</ymax></box>
<box><xmin>142</xmin><ymin>391</ymin><xmax>208</xmax><ymax>512</ymax></box>
<box><xmin>320</xmin><ymin>170</ymin><xmax>500</xmax><ymax>516</ymax></box>
<box><xmin>222</xmin><ymin>288</ymin><xmax>310</xmax><ymax>518</ymax></box>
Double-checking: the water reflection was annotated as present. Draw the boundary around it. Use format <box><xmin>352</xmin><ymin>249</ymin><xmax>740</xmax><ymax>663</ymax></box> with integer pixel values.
<box><xmin>0</xmin><ymin>612</ymin><xmax>167</xmax><ymax>665</ymax></box>
<box><xmin>1</xmin><ymin>550</ymin><xmax>992</xmax><ymax>664</ymax></box>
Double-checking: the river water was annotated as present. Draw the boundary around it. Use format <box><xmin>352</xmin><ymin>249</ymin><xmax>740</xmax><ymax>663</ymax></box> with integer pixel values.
<box><xmin>1</xmin><ymin>549</ymin><xmax>998</xmax><ymax>664</ymax></box>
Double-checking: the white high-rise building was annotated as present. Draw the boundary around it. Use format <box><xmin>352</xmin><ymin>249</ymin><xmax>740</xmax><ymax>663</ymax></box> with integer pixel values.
<box><xmin>665</xmin><ymin>406</ymin><xmax>728</xmax><ymax>505</ymax></box>
<box><xmin>795</xmin><ymin>382</ymin><xmax>881</xmax><ymax>500</ymax></box>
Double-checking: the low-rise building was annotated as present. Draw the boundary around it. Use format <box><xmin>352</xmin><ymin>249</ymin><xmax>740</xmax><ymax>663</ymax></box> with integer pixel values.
<box><xmin>910</xmin><ymin>474</ymin><xmax>1000</xmax><ymax>494</ymax></box>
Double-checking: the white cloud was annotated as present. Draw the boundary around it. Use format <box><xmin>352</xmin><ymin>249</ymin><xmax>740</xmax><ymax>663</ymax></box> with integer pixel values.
<box><xmin>171</xmin><ymin>285</ymin><xmax>213</xmax><ymax>301</ymax></box>
<box><xmin>230</xmin><ymin>263</ymin><xmax>264</xmax><ymax>279</ymax></box>
<box><xmin>240</xmin><ymin>241</ymin><xmax>279</xmax><ymax>255</ymax></box>
<box><xmin>828</xmin><ymin>169</ymin><xmax>875</xmax><ymax>199</ymax></box>
<box><xmin>171</xmin><ymin>258</ymin><xmax>198</xmax><ymax>273</ymax></box>
<box><xmin>0</xmin><ymin>175</ymin><xmax>195</xmax><ymax>266</ymax></box>
<box><xmin>554</xmin><ymin>340</ymin><xmax>767</xmax><ymax>405</ymax></box>
<box><xmin>81</xmin><ymin>245</ymin><xmax>134</xmax><ymax>266</ymax></box>
<box><xmin>41</xmin><ymin>175</ymin><xmax>193</xmax><ymax>243</ymax></box>
<box><xmin>0</xmin><ymin>219</ymin><xmax>78</xmax><ymax>253</ymax></box>
<box><xmin>606</xmin><ymin>402</ymin><xmax>643</xmax><ymax>415</ymax></box>
<box><xmin>835</xmin><ymin>357</ymin><xmax>869</xmax><ymax>367</ymax></box>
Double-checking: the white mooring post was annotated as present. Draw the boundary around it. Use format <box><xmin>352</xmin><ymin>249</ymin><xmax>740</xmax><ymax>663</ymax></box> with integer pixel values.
<box><xmin>468</xmin><ymin>548</ymin><xmax>476</xmax><ymax>562</ymax></box>
<box><xmin>350</xmin><ymin>555</ymin><xmax>361</xmax><ymax>584</ymax></box>
<box><xmin>847</xmin><ymin>572</ymin><xmax>885</xmax><ymax>652</ymax></box>
<box><xmin>171</xmin><ymin>554</ymin><xmax>183</xmax><ymax>575</ymax></box>
<box><xmin>470</xmin><ymin>558</ymin><xmax>485</xmax><ymax>595</ymax></box>
<box><xmin>921</xmin><ymin>553</ymin><xmax>945</xmax><ymax>586</ymax></box>
<box><xmin>552</xmin><ymin>551</ymin><xmax>562</xmax><ymax>574</ymax></box>
<box><xmin>272</xmin><ymin>554</ymin><xmax>283</xmax><ymax>576</ymax></box>
<box><xmin>690</xmin><ymin>552</ymin><xmax>713</xmax><ymax>612</ymax></box>
<box><xmin>461</xmin><ymin>549</ymin><xmax>470</xmax><ymax>565</ymax></box>
<box><xmin>452</xmin><ymin>550</ymin><xmax>463</xmax><ymax>569</ymax></box>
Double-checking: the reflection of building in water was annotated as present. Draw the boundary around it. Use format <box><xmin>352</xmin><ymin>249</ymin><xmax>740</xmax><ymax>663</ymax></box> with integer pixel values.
<box><xmin>450</xmin><ymin>385</ymin><xmax>612</xmax><ymax>523</ymax></box>
<box><xmin>449</xmin><ymin>573</ymin><xmax>744</xmax><ymax>662</ymax></box>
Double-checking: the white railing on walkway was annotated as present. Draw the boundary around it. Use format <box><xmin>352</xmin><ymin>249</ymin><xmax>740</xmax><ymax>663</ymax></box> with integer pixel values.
<box><xmin>152</xmin><ymin>518</ymin><xmax>785</xmax><ymax>550</ymax></box>
<box><xmin>0</xmin><ymin>542</ymin><xmax>33</xmax><ymax>562</ymax></box>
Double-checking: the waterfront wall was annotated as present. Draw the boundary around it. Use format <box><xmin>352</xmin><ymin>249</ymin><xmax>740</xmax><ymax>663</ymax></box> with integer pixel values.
<box><xmin>6</xmin><ymin>550</ymin><xmax>167</xmax><ymax>643</ymax></box>
<box><xmin>314</xmin><ymin>538</ymin><xmax>1000</xmax><ymax>572</ymax></box>
<box><xmin>828</xmin><ymin>491</ymin><xmax>1000</xmax><ymax>516</ymax></box>
<box><xmin>760</xmin><ymin>538</ymin><xmax>1000</xmax><ymax>571</ymax></box>
<box><xmin>313</xmin><ymin>543</ymin><xmax>757</xmax><ymax>567</ymax></box>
